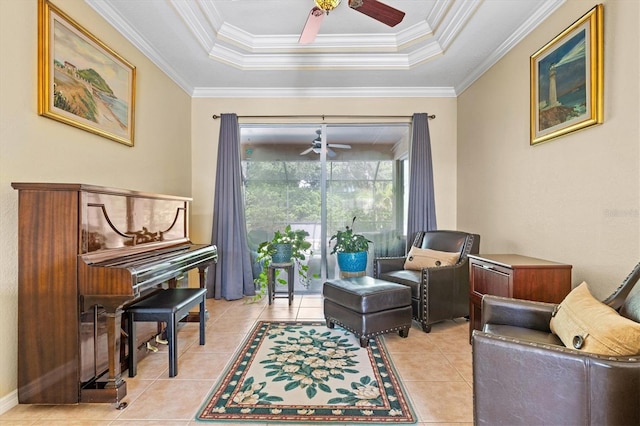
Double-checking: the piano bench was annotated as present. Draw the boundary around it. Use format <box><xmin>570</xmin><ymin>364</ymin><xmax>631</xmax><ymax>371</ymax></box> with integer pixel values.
<box><xmin>126</xmin><ymin>287</ymin><xmax>207</xmax><ymax>378</ymax></box>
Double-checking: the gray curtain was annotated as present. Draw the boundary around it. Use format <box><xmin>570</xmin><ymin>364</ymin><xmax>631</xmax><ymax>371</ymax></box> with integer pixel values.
<box><xmin>406</xmin><ymin>113</ymin><xmax>437</xmax><ymax>251</ymax></box>
<box><xmin>208</xmin><ymin>113</ymin><xmax>255</xmax><ymax>299</ymax></box>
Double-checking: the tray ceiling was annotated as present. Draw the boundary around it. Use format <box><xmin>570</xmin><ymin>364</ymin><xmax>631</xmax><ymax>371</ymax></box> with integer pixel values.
<box><xmin>86</xmin><ymin>0</ymin><xmax>565</xmax><ymax>97</ymax></box>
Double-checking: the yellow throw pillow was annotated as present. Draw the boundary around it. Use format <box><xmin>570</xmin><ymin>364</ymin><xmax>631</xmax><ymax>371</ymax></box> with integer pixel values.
<box><xmin>549</xmin><ymin>282</ymin><xmax>640</xmax><ymax>356</ymax></box>
<box><xmin>403</xmin><ymin>247</ymin><xmax>460</xmax><ymax>270</ymax></box>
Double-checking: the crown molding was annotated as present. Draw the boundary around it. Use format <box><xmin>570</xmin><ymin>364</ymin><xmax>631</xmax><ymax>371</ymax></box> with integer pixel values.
<box><xmin>209</xmin><ymin>44</ymin><xmax>432</xmax><ymax>70</ymax></box>
<box><xmin>86</xmin><ymin>0</ymin><xmax>195</xmax><ymax>94</ymax></box>
<box><xmin>213</xmin><ymin>20</ymin><xmax>434</xmax><ymax>53</ymax></box>
<box><xmin>454</xmin><ymin>0</ymin><xmax>565</xmax><ymax>94</ymax></box>
<box><xmin>191</xmin><ymin>86</ymin><xmax>457</xmax><ymax>98</ymax></box>
<box><xmin>216</xmin><ymin>24</ymin><xmax>409</xmax><ymax>52</ymax></box>
<box><xmin>434</xmin><ymin>0</ymin><xmax>481</xmax><ymax>50</ymax></box>
<box><xmin>169</xmin><ymin>0</ymin><xmax>219</xmax><ymax>51</ymax></box>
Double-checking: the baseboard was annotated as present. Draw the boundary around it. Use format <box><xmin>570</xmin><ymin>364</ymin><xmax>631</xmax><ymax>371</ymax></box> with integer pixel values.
<box><xmin>0</xmin><ymin>390</ymin><xmax>18</xmax><ymax>415</ymax></box>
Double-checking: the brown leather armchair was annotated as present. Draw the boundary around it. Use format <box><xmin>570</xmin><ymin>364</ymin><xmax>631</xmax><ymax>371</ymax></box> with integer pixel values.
<box><xmin>472</xmin><ymin>262</ymin><xmax>640</xmax><ymax>425</ymax></box>
<box><xmin>374</xmin><ymin>230</ymin><xmax>480</xmax><ymax>332</ymax></box>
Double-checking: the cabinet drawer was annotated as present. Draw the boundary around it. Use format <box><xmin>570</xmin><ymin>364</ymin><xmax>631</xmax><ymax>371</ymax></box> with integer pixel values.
<box><xmin>471</xmin><ymin>263</ymin><xmax>511</xmax><ymax>297</ymax></box>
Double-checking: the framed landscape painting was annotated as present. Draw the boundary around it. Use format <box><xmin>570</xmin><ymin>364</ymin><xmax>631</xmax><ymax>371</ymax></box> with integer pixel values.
<box><xmin>38</xmin><ymin>0</ymin><xmax>136</xmax><ymax>146</ymax></box>
<box><xmin>530</xmin><ymin>4</ymin><xmax>603</xmax><ymax>145</ymax></box>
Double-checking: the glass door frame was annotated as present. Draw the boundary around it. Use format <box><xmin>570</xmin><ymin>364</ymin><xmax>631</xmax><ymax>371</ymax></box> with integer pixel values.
<box><xmin>240</xmin><ymin>121</ymin><xmax>410</xmax><ymax>287</ymax></box>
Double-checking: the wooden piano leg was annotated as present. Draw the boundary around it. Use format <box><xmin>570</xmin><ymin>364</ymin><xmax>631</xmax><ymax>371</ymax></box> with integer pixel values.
<box><xmin>80</xmin><ymin>308</ymin><xmax>127</xmax><ymax>404</ymax></box>
<box><xmin>185</xmin><ymin>264</ymin><xmax>211</xmax><ymax>322</ymax></box>
<box><xmin>106</xmin><ymin>309</ymin><xmax>125</xmax><ymax>389</ymax></box>
<box><xmin>198</xmin><ymin>264</ymin><xmax>209</xmax><ymax>288</ymax></box>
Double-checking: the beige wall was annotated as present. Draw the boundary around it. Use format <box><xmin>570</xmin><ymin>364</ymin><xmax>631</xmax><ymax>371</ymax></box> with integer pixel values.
<box><xmin>0</xmin><ymin>0</ymin><xmax>192</xmax><ymax>404</ymax></box>
<box><xmin>458</xmin><ymin>0</ymin><xmax>640</xmax><ymax>299</ymax></box>
<box><xmin>2</xmin><ymin>0</ymin><xmax>638</xmax><ymax>413</ymax></box>
<box><xmin>189</xmin><ymin>97</ymin><xmax>459</xmax><ymax>247</ymax></box>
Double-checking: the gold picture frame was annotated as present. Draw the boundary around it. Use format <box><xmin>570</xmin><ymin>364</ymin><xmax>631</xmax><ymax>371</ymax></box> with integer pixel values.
<box><xmin>530</xmin><ymin>4</ymin><xmax>603</xmax><ymax>145</ymax></box>
<box><xmin>38</xmin><ymin>0</ymin><xmax>136</xmax><ymax>146</ymax></box>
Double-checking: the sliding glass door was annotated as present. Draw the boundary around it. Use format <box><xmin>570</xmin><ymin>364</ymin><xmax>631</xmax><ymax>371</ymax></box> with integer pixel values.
<box><xmin>241</xmin><ymin>123</ymin><xmax>410</xmax><ymax>293</ymax></box>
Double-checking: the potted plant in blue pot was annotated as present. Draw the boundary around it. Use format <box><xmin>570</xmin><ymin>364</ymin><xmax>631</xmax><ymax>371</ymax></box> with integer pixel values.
<box><xmin>330</xmin><ymin>217</ymin><xmax>372</xmax><ymax>275</ymax></box>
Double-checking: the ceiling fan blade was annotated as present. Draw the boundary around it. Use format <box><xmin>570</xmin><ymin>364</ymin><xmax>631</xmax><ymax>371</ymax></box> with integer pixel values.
<box><xmin>299</xmin><ymin>7</ymin><xmax>326</xmax><ymax>44</ymax></box>
<box><xmin>300</xmin><ymin>147</ymin><xmax>314</xmax><ymax>155</ymax></box>
<box><xmin>348</xmin><ymin>0</ymin><xmax>405</xmax><ymax>27</ymax></box>
<box><xmin>327</xmin><ymin>148</ymin><xmax>337</xmax><ymax>157</ymax></box>
<box><xmin>328</xmin><ymin>143</ymin><xmax>352</xmax><ymax>149</ymax></box>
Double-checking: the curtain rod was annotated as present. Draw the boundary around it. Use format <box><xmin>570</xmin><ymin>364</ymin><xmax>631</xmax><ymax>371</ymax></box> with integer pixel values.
<box><xmin>211</xmin><ymin>113</ymin><xmax>435</xmax><ymax>120</ymax></box>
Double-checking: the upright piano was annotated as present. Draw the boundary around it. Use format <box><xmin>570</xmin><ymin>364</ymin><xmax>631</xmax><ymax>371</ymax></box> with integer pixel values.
<box><xmin>12</xmin><ymin>183</ymin><xmax>217</xmax><ymax>404</ymax></box>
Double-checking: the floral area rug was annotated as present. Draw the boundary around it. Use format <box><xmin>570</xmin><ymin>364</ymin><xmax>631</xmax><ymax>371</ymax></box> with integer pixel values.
<box><xmin>196</xmin><ymin>321</ymin><xmax>416</xmax><ymax>424</ymax></box>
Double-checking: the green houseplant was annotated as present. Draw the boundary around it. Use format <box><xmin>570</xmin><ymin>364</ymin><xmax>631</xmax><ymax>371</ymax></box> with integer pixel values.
<box><xmin>253</xmin><ymin>225</ymin><xmax>312</xmax><ymax>301</ymax></box>
<box><xmin>329</xmin><ymin>217</ymin><xmax>372</xmax><ymax>273</ymax></box>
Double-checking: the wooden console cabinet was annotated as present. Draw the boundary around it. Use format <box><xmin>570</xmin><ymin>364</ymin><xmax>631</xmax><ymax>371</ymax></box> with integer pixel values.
<box><xmin>469</xmin><ymin>254</ymin><xmax>572</xmax><ymax>338</ymax></box>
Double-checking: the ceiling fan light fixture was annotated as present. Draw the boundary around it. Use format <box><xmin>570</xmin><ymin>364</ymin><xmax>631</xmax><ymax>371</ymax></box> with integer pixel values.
<box><xmin>314</xmin><ymin>0</ymin><xmax>341</xmax><ymax>12</ymax></box>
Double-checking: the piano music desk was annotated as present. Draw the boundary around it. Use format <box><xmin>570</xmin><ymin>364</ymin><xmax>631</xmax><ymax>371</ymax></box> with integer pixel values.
<box><xmin>126</xmin><ymin>288</ymin><xmax>207</xmax><ymax>378</ymax></box>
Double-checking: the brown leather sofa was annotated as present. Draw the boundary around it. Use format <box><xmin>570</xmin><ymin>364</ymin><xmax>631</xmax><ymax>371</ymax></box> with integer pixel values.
<box><xmin>472</xmin><ymin>262</ymin><xmax>640</xmax><ymax>425</ymax></box>
<box><xmin>373</xmin><ymin>230</ymin><xmax>480</xmax><ymax>332</ymax></box>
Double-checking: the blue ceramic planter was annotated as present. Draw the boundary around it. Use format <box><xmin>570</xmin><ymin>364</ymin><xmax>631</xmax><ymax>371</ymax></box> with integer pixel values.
<box><xmin>337</xmin><ymin>251</ymin><xmax>367</xmax><ymax>273</ymax></box>
<box><xmin>272</xmin><ymin>244</ymin><xmax>292</xmax><ymax>264</ymax></box>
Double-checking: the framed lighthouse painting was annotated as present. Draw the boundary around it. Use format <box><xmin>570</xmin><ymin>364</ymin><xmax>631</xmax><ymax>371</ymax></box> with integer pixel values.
<box><xmin>530</xmin><ymin>4</ymin><xmax>603</xmax><ymax>145</ymax></box>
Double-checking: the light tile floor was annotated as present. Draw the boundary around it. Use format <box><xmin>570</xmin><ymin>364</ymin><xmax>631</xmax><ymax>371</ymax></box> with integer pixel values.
<box><xmin>0</xmin><ymin>295</ymin><xmax>473</xmax><ymax>425</ymax></box>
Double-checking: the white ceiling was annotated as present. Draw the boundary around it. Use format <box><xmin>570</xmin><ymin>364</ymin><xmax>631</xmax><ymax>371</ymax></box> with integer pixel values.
<box><xmin>86</xmin><ymin>0</ymin><xmax>565</xmax><ymax>98</ymax></box>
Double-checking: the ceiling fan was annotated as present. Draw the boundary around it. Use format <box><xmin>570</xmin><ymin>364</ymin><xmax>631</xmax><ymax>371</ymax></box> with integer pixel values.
<box><xmin>300</xmin><ymin>130</ymin><xmax>352</xmax><ymax>157</ymax></box>
<box><xmin>299</xmin><ymin>0</ymin><xmax>406</xmax><ymax>44</ymax></box>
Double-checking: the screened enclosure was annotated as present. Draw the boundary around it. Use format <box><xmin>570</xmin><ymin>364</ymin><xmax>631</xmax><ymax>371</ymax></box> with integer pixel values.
<box><xmin>241</xmin><ymin>124</ymin><xmax>411</xmax><ymax>293</ymax></box>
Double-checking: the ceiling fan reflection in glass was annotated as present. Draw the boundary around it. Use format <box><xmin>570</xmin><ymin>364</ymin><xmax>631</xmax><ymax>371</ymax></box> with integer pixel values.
<box><xmin>300</xmin><ymin>129</ymin><xmax>351</xmax><ymax>158</ymax></box>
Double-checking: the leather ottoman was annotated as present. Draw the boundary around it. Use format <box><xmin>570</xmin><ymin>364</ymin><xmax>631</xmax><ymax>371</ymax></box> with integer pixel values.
<box><xmin>323</xmin><ymin>276</ymin><xmax>412</xmax><ymax>347</ymax></box>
